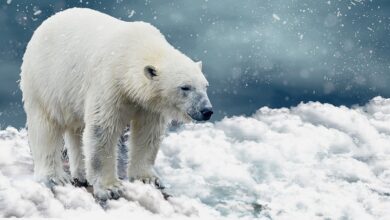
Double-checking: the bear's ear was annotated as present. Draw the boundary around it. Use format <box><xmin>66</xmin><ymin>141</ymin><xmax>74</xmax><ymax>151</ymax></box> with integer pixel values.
<box><xmin>196</xmin><ymin>61</ymin><xmax>202</xmax><ymax>70</ymax></box>
<box><xmin>144</xmin><ymin>65</ymin><xmax>158</xmax><ymax>80</ymax></box>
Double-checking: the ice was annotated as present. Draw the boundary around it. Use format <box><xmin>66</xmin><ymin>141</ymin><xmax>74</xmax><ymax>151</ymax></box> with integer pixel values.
<box><xmin>1</xmin><ymin>97</ymin><xmax>390</xmax><ymax>219</ymax></box>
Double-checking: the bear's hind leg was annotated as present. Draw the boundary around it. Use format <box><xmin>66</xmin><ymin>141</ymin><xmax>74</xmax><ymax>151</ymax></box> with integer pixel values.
<box><xmin>64</xmin><ymin>129</ymin><xmax>88</xmax><ymax>187</ymax></box>
<box><xmin>27</xmin><ymin>108</ymin><xmax>70</xmax><ymax>187</ymax></box>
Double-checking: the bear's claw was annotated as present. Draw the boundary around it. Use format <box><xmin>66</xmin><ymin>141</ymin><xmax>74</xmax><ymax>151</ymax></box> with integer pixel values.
<box><xmin>93</xmin><ymin>182</ymin><xmax>124</xmax><ymax>201</ymax></box>
<box><xmin>130</xmin><ymin>176</ymin><xmax>165</xmax><ymax>190</ymax></box>
<box><xmin>141</xmin><ymin>177</ymin><xmax>164</xmax><ymax>190</ymax></box>
<box><xmin>42</xmin><ymin>174</ymin><xmax>72</xmax><ymax>188</ymax></box>
<box><xmin>72</xmin><ymin>178</ymin><xmax>89</xmax><ymax>187</ymax></box>
<box><xmin>153</xmin><ymin>178</ymin><xmax>165</xmax><ymax>190</ymax></box>
<box><xmin>130</xmin><ymin>176</ymin><xmax>171</xmax><ymax>200</ymax></box>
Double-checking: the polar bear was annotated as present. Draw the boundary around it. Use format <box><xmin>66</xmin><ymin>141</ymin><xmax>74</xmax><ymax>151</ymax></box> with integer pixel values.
<box><xmin>20</xmin><ymin>8</ymin><xmax>213</xmax><ymax>200</ymax></box>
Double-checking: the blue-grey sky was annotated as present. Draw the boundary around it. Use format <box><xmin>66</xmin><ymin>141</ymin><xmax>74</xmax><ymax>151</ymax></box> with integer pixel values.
<box><xmin>0</xmin><ymin>0</ymin><xmax>389</xmax><ymax>129</ymax></box>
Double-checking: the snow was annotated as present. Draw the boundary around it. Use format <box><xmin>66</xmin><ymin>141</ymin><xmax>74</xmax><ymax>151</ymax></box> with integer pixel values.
<box><xmin>1</xmin><ymin>97</ymin><xmax>390</xmax><ymax>219</ymax></box>
<box><xmin>272</xmin><ymin>14</ymin><xmax>280</xmax><ymax>21</ymax></box>
<box><xmin>128</xmin><ymin>10</ymin><xmax>135</xmax><ymax>18</ymax></box>
<box><xmin>33</xmin><ymin>10</ymin><xmax>42</xmax><ymax>16</ymax></box>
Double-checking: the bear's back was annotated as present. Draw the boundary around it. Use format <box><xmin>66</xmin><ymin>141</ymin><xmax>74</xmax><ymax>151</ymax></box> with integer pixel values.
<box><xmin>21</xmin><ymin>7</ymin><xmax>167</xmax><ymax>87</ymax></box>
<box><xmin>20</xmin><ymin>8</ymin><xmax>173</xmax><ymax>126</ymax></box>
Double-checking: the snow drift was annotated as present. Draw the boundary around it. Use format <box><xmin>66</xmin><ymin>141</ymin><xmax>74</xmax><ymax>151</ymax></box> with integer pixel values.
<box><xmin>1</xmin><ymin>97</ymin><xmax>390</xmax><ymax>219</ymax></box>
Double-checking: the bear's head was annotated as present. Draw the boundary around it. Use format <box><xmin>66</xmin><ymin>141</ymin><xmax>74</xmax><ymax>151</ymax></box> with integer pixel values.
<box><xmin>142</xmin><ymin>52</ymin><xmax>213</xmax><ymax>122</ymax></box>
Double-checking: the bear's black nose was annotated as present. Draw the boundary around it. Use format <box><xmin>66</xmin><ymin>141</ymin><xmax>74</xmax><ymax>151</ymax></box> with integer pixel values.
<box><xmin>200</xmin><ymin>108</ymin><xmax>213</xmax><ymax>120</ymax></box>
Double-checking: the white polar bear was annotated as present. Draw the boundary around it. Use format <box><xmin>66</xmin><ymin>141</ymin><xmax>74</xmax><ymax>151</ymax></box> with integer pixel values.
<box><xmin>20</xmin><ymin>8</ymin><xmax>213</xmax><ymax>200</ymax></box>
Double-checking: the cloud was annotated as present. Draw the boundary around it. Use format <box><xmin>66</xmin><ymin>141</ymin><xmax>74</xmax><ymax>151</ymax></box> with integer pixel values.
<box><xmin>1</xmin><ymin>97</ymin><xmax>390</xmax><ymax>218</ymax></box>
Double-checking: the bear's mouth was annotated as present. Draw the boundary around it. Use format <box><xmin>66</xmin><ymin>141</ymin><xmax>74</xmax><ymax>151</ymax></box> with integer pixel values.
<box><xmin>187</xmin><ymin>111</ymin><xmax>204</xmax><ymax>122</ymax></box>
<box><xmin>183</xmin><ymin>113</ymin><xmax>193</xmax><ymax>122</ymax></box>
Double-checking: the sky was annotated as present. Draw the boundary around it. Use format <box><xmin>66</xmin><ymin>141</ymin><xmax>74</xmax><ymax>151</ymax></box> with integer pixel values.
<box><xmin>0</xmin><ymin>0</ymin><xmax>389</xmax><ymax>128</ymax></box>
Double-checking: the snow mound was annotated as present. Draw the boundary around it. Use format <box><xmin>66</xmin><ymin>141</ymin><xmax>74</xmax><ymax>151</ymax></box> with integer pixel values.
<box><xmin>1</xmin><ymin>97</ymin><xmax>390</xmax><ymax>219</ymax></box>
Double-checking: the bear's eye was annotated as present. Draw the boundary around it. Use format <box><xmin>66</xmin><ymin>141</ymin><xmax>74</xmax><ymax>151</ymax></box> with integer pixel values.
<box><xmin>180</xmin><ymin>86</ymin><xmax>191</xmax><ymax>91</ymax></box>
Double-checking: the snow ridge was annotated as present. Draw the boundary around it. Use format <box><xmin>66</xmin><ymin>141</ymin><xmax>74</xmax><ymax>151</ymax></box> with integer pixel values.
<box><xmin>1</xmin><ymin>97</ymin><xmax>390</xmax><ymax>219</ymax></box>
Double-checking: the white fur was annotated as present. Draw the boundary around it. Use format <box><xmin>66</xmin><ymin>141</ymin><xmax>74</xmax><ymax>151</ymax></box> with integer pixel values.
<box><xmin>20</xmin><ymin>8</ymin><xmax>210</xmax><ymax>200</ymax></box>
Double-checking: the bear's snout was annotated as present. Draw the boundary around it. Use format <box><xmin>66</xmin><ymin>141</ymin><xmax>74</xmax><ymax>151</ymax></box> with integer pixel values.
<box><xmin>200</xmin><ymin>107</ymin><xmax>213</xmax><ymax>121</ymax></box>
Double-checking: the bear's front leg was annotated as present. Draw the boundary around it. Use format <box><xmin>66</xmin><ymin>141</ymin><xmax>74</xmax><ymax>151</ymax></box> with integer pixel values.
<box><xmin>83</xmin><ymin>122</ymin><xmax>124</xmax><ymax>200</ymax></box>
<box><xmin>128</xmin><ymin>110</ymin><xmax>166</xmax><ymax>189</ymax></box>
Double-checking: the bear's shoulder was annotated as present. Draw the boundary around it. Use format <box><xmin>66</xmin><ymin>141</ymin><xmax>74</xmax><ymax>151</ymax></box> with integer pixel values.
<box><xmin>128</xmin><ymin>21</ymin><xmax>163</xmax><ymax>36</ymax></box>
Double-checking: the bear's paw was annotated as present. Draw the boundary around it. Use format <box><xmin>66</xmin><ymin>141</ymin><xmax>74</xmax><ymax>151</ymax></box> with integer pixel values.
<box><xmin>130</xmin><ymin>175</ymin><xmax>165</xmax><ymax>190</ymax></box>
<box><xmin>93</xmin><ymin>181</ymin><xmax>124</xmax><ymax>201</ymax></box>
<box><xmin>41</xmin><ymin>172</ymin><xmax>72</xmax><ymax>188</ymax></box>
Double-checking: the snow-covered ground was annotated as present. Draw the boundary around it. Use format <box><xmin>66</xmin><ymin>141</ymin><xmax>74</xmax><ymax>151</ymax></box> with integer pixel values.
<box><xmin>1</xmin><ymin>97</ymin><xmax>390</xmax><ymax>219</ymax></box>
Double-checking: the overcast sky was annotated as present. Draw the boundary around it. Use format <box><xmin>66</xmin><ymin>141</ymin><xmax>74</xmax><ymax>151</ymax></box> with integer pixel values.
<box><xmin>0</xmin><ymin>0</ymin><xmax>389</xmax><ymax>128</ymax></box>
